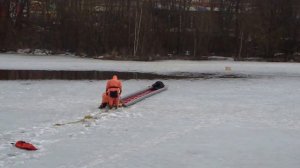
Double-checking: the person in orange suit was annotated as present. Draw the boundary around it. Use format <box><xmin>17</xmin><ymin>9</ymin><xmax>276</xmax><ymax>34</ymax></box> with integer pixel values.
<box><xmin>100</xmin><ymin>75</ymin><xmax>122</xmax><ymax>109</ymax></box>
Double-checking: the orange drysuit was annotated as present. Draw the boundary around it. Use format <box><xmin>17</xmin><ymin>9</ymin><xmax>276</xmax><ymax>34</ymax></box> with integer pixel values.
<box><xmin>106</xmin><ymin>75</ymin><xmax>122</xmax><ymax>108</ymax></box>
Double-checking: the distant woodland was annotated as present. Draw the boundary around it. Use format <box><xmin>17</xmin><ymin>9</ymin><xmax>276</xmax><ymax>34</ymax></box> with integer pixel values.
<box><xmin>0</xmin><ymin>0</ymin><xmax>300</xmax><ymax>61</ymax></box>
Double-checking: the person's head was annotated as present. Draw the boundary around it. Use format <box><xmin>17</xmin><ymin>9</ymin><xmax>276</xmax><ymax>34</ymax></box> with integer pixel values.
<box><xmin>112</xmin><ymin>75</ymin><xmax>118</xmax><ymax>80</ymax></box>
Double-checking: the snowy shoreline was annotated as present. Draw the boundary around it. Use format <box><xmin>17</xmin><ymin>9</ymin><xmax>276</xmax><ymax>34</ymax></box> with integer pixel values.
<box><xmin>1</xmin><ymin>53</ymin><xmax>300</xmax><ymax>78</ymax></box>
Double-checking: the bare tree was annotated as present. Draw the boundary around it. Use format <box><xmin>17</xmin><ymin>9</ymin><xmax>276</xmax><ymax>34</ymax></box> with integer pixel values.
<box><xmin>0</xmin><ymin>0</ymin><xmax>299</xmax><ymax>61</ymax></box>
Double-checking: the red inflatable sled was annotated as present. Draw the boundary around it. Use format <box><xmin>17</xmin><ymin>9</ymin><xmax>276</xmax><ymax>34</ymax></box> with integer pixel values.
<box><xmin>121</xmin><ymin>81</ymin><xmax>167</xmax><ymax>107</ymax></box>
<box><xmin>13</xmin><ymin>141</ymin><xmax>38</xmax><ymax>151</ymax></box>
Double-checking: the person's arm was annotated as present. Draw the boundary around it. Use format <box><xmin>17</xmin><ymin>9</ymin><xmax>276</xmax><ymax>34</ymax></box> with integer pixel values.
<box><xmin>106</xmin><ymin>81</ymin><xmax>109</xmax><ymax>92</ymax></box>
<box><xmin>119</xmin><ymin>81</ymin><xmax>122</xmax><ymax>94</ymax></box>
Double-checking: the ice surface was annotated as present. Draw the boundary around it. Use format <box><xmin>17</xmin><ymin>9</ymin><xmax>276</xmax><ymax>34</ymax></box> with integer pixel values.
<box><xmin>1</xmin><ymin>54</ymin><xmax>300</xmax><ymax>168</ymax></box>
<box><xmin>1</xmin><ymin>78</ymin><xmax>300</xmax><ymax>168</ymax></box>
<box><xmin>1</xmin><ymin>53</ymin><xmax>300</xmax><ymax>77</ymax></box>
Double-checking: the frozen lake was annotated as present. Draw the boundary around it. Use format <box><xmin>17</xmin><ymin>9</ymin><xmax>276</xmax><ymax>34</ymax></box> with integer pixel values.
<box><xmin>1</xmin><ymin>77</ymin><xmax>300</xmax><ymax>168</ymax></box>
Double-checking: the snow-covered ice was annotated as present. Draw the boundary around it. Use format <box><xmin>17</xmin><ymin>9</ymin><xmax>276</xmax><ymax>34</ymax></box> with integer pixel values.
<box><xmin>1</xmin><ymin>53</ymin><xmax>300</xmax><ymax>77</ymax></box>
<box><xmin>1</xmin><ymin>54</ymin><xmax>300</xmax><ymax>168</ymax></box>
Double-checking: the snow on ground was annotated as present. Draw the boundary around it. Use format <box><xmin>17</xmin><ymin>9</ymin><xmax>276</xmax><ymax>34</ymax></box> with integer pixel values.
<box><xmin>1</xmin><ymin>53</ymin><xmax>300</xmax><ymax>77</ymax></box>
<box><xmin>1</xmin><ymin>54</ymin><xmax>300</xmax><ymax>168</ymax></box>
<box><xmin>1</xmin><ymin>77</ymin><xmax>300</xmax><ymax>168</ymax></box>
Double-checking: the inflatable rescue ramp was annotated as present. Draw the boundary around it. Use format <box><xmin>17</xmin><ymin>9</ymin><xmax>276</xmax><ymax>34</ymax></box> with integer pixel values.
<box><xmin>121</xmin><ymin>81</ymin><xmax>167</xmax><ymax>107</ymax></box>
